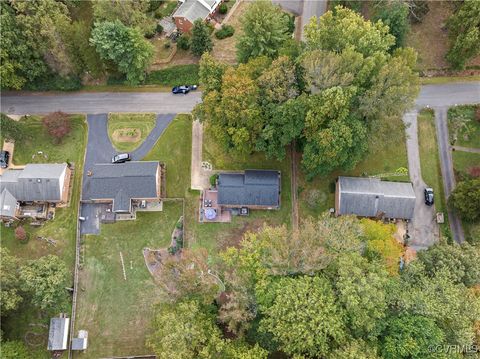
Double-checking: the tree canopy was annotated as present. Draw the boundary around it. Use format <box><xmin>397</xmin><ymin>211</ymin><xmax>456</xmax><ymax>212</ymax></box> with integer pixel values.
<box><xmin>449</xmin><ymin>179</ymin><xmax>480</xmax><ymax>221</ymax></box>
<box><xmin>191</xmin><ymin>19</ymin><xmax>213</xmax><ymax>57</ymax></box>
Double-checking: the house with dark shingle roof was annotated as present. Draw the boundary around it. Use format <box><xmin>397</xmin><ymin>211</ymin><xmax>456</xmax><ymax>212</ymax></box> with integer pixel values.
<box><xmin>335</xmin><ymin>176</ymin><xmax>416</xmax><ymax>220</ymax></box>
<box><xmin>82</xmin><ymin>161</ymin><xmax>161</xmax><ymax>215</ymax></box>
<box><xmin>173</xmin><ymin>0</ymin><xmax>223</xmax><ymax>33</ymax></box>
<box><xmin>0</xmin><ymin>163</ymin><xmax>71</xmax><ymax>221</ymax></box>
<box><xmin>218</xmin><ymin>170</ymin><xmax>281</xmax><ymax>209</ymax></box>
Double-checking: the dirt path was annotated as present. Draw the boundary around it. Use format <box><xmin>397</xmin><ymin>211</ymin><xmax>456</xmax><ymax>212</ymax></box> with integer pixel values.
<box><xmin>452</xmin><ymin>145</ymin><xmax>480</xmax><ymax>154</ymax></box>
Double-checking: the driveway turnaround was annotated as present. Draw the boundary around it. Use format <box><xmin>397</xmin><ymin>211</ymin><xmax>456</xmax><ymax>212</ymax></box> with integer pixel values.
<box><xmin>1</xmin><ymin>91</ymin><xmax>201</xmax><ymax>115</ymax></box>
<box><xmin>80</xmin><ymin>113</ymin><xmax>175</xmax><ymax>235</ymax></box>
<box><xmin>403</xmin><ymin>111</ymin><xmax>439</xmax><ymax>249</ymax></box>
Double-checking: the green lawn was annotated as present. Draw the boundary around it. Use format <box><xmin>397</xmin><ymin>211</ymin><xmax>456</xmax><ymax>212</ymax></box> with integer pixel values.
<box><xmin>298</xmin><ymin>116</ymin><xmax>409</xmax><ymax>218</ymax></box>
<box><xmin>75</xmin><ymin>203</ymin><xmax>183</xmax><ymax>359</ymax></box>
<box><xmin>452</xmin><ymin>151</ymin><xmax>480</xmax><ymax>176</ymax></box>
<box><xmin>1</xmin><ymin>115</ymin><xmax>87</xmax><ymax>356</ymax></box>
<box><xmin>146</xmin><ymin>64</ymin><xmax>200</xmax><ymax>87</ymax></box>
<box><xmin>418</xmin><ymin>109</ymin><xmax>450</xmax><ymax>237</ymax></box>
<box><xmin>154</xmin><ymin>0</ymin><xmax>177</xmax><ymax>19</ymax></box>
<box><xmin>448</xmin><ymin>105</ymin><xmax>480</xmax><ymax>149</ymax></box>
<box><xmin>108</xmin><ymin>113</ymin><xmax>156</xmax><ymax>152</ymax></box>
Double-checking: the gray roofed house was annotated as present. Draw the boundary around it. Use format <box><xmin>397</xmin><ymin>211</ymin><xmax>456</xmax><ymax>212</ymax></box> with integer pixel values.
<box><xmin>0</xmin><ymin>188</ymin><xmax>18</xmax><ymax>219</ymax></box>
<box><xmin>173</xmin><ymin>0</ymin><xmax>222</xmax><ymax>33</ymax></box>
<box><xmin>217</xmin><ymin>170</ymin><xmax>281</xmax><ymax>208</ymax></box>
<box><xmin>0</xmin><ymin>163</ymin><xmax>70</xmax><ymax>203</ymax></box>
<box><xmin>335</xmin><ymin>176</ymin><xmax>416</xmax><ymax>219</ymax></box>
<box><xmin>47</xmin><ymin>317</ymin><xmax>70</xmax><ymax>351</ymax></box>
<box><xmin>82</xmin><ymin>162</ymin><xmax>161</xmax><ymax>213</ymax></box>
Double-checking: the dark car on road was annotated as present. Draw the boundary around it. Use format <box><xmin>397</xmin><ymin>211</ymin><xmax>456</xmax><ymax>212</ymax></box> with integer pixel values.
<box><xmin>172</xmin><ymin>85</ymin><xmax>197</xmax><ymax>94</ymax></box>
<box><xmin>0</xmin><ymin>151</ymin><xmax>10</xmax><ymax>168</ymax></box>
<box><xmin>112</xmin><ymin>153</ymin><xmax>131</xmax><ymax>164</ymax></box>
<box><xmin>424</xmin><ymin>187</ymin><xmax>434</xmax><ymax>206</ymax></box>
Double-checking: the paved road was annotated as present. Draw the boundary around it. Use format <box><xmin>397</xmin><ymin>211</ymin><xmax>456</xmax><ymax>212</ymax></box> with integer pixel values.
<box><xmin>1</xmin><ymin>92</ymin><xmax>201</xmax><ymax>115</ymax></box>
<box><xmin>300</xmin><ymin>0</ymin><xmax>328</xmax><ymax>40</ymax></box>
<box><xmin>415</xmin><ymin>82</ymin><xmax>480</xmax><ymax>108</ymax></box>
<box><xmin>80</xmin><ymin>113</ymin><xmax>175</xmax><ymax>235</ymax></box>
<box><xmin>403</xmin><ymin>111</ymin><xmax>439</xmax><ymax>249</ymax></box>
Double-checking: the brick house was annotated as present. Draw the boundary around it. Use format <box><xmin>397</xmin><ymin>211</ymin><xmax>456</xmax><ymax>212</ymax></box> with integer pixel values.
<box><xmin>173</xmin><ymin>0</ymin><xmax>223</xmax><ymax>33</ymax></box>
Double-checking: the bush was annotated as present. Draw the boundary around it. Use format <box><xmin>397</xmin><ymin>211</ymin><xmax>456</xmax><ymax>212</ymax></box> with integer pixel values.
<box><xmin>476</xmin><ymin>106</ymin><xmax>480</xmax><ymax>122</ymax></box>
<box><xmin>149</xmin><ymin>0</ymin><xmax>165</xmax><ymax>12</ymax></box>
<box><xmin>164</xmin><ymin>41</ymin><xmax>171</xmax><ymax>49</ymax></box>
<box><xmin>24</xmin><ymin>73</ymin><xmax>82</xmax><ymax>91</ymax></box>
<box><xmin>0</xmin><ymin>114</ymin><xmax>24</xmax><ymax>141</ymax></box>
<box><xmin>177</xmin><ymin>34</ymin><xmax>191</xmax><ymax>50</ymax></box>
<box><xmin>42</xmin><ymin>112</ymin><xmax>72</xmax><ymax>143</ymax></box>
<box><xmin>219</xmin><ymin>3</ymin><xmax>228</xmax><ymax>14</ymax></box>
<box><xmin>209</xmin><ymin>173</ymin><xmax>219</xmax><ymax>187</ymax></box>
<box><xmin>146</xmin><ymin>64</ymin><xmax>199</xmax><ymax>86</ymax></box>
<box><xmin>156</xmin><ymin>23</ymin><xmax>164</xmax><ymax>34</ymax></box>
<box><xmin>15</xmin><ymin>226</ymin><xmax>27</xmax><ymax>242</ymax></box>
<box><xmin>214</xmin><ymin>25</ymin><xmax>235</xmax><ymax>39</ymax></box>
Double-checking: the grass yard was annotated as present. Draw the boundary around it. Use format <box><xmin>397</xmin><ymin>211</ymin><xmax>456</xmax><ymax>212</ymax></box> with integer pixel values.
<box><xmin>151</xmin><ymin>38</ymin><xmax>175</xmax><ymax>64</ymax></box>
<box><xmin>452</xmin><ymin>151</ymin><xmax>480</xmax><ymax>176</ymax></box>
<box><xmin>298</xmin><ymin>116</ymin><xmax>409</xmax><ymax>218</ymax></box>
<box><xmin>448</xmin><ymin>105</ymin><xmax>480</xmax><ymax>149</ymax></box>
<box><xmin>0</xmin><ymin>115</ymin><xmax>87</xmax><ymax>355</ymax></box>
<box><xmin>144</xmin><ymin>114</ymin><xmax>192</xmax><ymax>198</ymax></box>
<box><xmin>108</xmin><ymin>113</ymin><xmax>157</xmax><ymax>152</ymax></box>
<box><xmin>75</xmin><ymin>202</ymin><xmax>183</xmax><ymax>359</ymax></box>
<box><xmin>146</xmin><ymin>64</ymin><xmax>199</xmax><ymax>86</ymax></box>
<box><xmin>418</xmin><ymin>109</ymin><xmax>449</xmax><ymax>237</ymax></box>
<box><xmin>153</xmin><ymin>0</ymin><xmax>177</xmax><ymax>19</ymax></box>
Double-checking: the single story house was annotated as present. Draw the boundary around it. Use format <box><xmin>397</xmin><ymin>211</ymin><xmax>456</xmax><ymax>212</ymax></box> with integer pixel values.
<box><xmin>0</xmin><ymin>163</ymin><xmax>71</xmax><ymax>221</ymax></box>
<box><xmin>82</xmin><ymin>162</ymin><xmax>162</xmax><ymax>216</ymax></box>
<box><xmin>47</xmin><ymin>316</ymin><xmax>70</xmax><ymax>352</ymax></box>
<box><xmin>335</xmin><ymin>176</ymin><xmax>416</xmax><ymax>220</ymax></box>
<box><xmin>173</xmin><ymin>0</ymin><xmax>222</xmax><ymax>33</ymax></box>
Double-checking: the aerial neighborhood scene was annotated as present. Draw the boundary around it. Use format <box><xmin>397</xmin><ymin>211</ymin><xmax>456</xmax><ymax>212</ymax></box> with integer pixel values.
<box><xmin>1</xmin><ymin>0</ymin><xmax>480</xmax><ymax>358</ymax></box>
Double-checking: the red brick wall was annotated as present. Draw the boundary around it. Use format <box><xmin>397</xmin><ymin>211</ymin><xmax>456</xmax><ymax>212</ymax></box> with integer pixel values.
<box><xmin>174</xmin><ymin>16</ymin><xmax>193</xmax><ymax>33</ymax></box>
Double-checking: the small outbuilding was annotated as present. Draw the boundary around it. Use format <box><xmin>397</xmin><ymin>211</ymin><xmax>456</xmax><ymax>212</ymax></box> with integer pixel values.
<box><xmin>335</xmin><ymin>176</ymin><xmax>416</xmax><ymax>220</ymax></box>
<box><xmin>71</xmin><ymin>330</ymin><xmax>88</xmax><ymax>351</ymax></box>
<box><xmin>47</xmin><ymin>316</ymin><xmax>70</xmax><ymax>352</ymax></box>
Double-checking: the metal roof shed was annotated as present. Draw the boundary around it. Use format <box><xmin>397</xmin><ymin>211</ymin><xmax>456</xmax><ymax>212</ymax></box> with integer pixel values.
<box><xmin>47</xmin><ymin>317</ymin><xmax>70</xmax><ymax>351</ymax></box>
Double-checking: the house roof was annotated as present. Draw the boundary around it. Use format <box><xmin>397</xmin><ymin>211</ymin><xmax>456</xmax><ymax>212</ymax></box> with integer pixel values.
<box><xmin>0</xmin><ymin>164</ymin><xmax>67</xmax><ymax>202</ymax></box>
<box><xmin>82</xmin><ymin>162</ymin><xmax>159</xmax><ymax>212</ymax></box>
<box><xmin>338</xmin><ymin>176</ymin><xmax>416</xmax><ymax>219</ymax></box>
<box><xmin>47</xmin><ymin>317</ymin><xmax>70</xmax><ymax>351</ymax></box>
<box><xmin>71</xmin><ymin>338</ymin><xmax>87</xmax><ymax>351</ymax></box>
<box><xmin>173</xmin><ymin>0</ymin><xmax>211</xmax><ymax>23</ymax></box>
<box><xmin>217</xmin><ymin>170</ymin><xmax>281</xmax><ymax>207</ymax></box>
<box><xmin>0</xmin><ymin>188</ymin><xmax>17</xmax><ymax>218</ymax></box>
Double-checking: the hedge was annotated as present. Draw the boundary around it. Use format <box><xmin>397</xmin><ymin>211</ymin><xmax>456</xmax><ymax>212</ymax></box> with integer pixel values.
<box><xmin>145</xmin><ymin>64</ymin><xmax>200</xmax><ymax>86</ymax></box>
<box><xmin>214</xmin><ymin>25</ymin><xmax>235</xmax><ymax>40</ymax></box>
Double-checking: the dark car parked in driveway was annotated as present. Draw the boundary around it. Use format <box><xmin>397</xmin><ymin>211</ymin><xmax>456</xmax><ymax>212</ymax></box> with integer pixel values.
<box><xmin>111</xmin><ymin>153</ymin><xmax>131</xmax><ymax>164</ymax></box>
<box><xmin>172</xmin><ymin>85</ymin><xmax>197</xmax><ymax>94</ymax></box>
<box><xmin>0</xmin><ymin>151</ymin><xmax>10</xmax><ymax>168</ymax></box>
<box><xmin>424</xmin><ymin>187</ymin><xmax>434</xmax><ymax>206</ymax></box>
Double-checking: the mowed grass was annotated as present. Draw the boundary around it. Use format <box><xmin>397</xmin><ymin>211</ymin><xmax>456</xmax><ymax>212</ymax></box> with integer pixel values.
<box><xmin>144</xmin><ymin>114</ymin><xmax>192</xmax><ymax>198</ymax></box>
<box><xmin>448</xmin><ymin>105</ymin><xmax>480</xmax><ymax>149</ymax></box>
<box><xmin>0</xmin><ymin>115</ymin><xmax>87</xmax><ymax>354</ymax></box>
<box><xmin>452</xmin><ymin>151</ymin><xmax>480</xmax><ymax>175</ymax></box>
<box><xmin>75</xmin><ymin>202</ymin><xmax>183</xmax><ymax>359</ymax></box>
<box><xmin>298</xmin><ymin>116</ymin><xmax>409</xmax><ymax>218</ymax></box>
<box><xmin>108</xmin><ymin>113</ymin><xmax>157</xmax><ymax>152</ymax></box>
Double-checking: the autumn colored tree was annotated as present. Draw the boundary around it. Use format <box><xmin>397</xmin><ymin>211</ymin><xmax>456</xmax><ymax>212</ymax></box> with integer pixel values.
<box><xmin>42</xmin><ymin>111</ymin><xmax>71</xmax><ymax>143</ymax></box>
<box><xmin>14</xmin><ymin>226</ymin><xmax>27</xmax><ymax>241</ymax></box>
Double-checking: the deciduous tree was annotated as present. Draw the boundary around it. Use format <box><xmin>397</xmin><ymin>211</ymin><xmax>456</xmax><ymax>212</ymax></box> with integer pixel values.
<box><xmin>198</xmin><ymin>52</ymin><xmax>227</xmax><ymax>94</ymax></box>
<box><xmin>373</xmin><ymin>1</ymin><xmax>410</xmax><ymax>49</ymax></box>
<box><xmin>236</xmin><ymin>1</ymin><xmax>290</xmax><ymax>63</ymax></box>
<box><xmin>90</xmin><ymin>21</ymin><xmax>154</xmax><ymax>84</ymax></box>
<box><xmin>0</xmin><ymin>340</ymin><xmax>30</xmax><ymax>359</ymax></box>
<box><xmin>42</xmin><ymin>111</ymin><xmax>72</xmax><ymax>144</ymax></box>
<box><xmin>19</xmin><ymin>255</ymin><xmax>68</xmax><ymax>310</ymax></box>
<box><xmin>329</xmin><ymin>340</ymin><xmax>381</xmax><ymax>359</ymax></box>
<box><xmin>446</xmin><ymin>0</ymin><xmax>480</xmax><ymax>69</ymax></box>
<box><xmin>449</xmin><ymin>179</ymin><xmax>480</xmax><ymax>221</ymax></box>
<box><xmin>0</xmin><ymin>248</ymin><xmax>23</xmax><ymax>315</ymax></box>
<box><xmin>259</xmin><ymin>275</ymin><xmax>346</xmax><ymax>357</ymax></box>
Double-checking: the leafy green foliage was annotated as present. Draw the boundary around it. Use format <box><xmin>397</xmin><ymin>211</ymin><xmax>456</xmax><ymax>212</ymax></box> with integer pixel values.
<box><xmin>259</xmin><ymin>275</ymin><xmax>346</xmax><ymax>357</ymax></box>
<box><xmin>236</xmin><ymin>1</ymin><xmax>290</xmax><ymax>63</ymax></box>
<box><xmin>19</xmin><ymin>255</ymin><xmax>68</xmax><ymax>310</ymax></box>
<box><xmin>446</xmin><ymin>0</ymin><xmax>480</xmax><ymax>69</ymax></box>
<box><xmin>382</xmin><ymin>315</ymin><xmax>446</xmax><ymax>359</ymax></box>
<box><xmin>146</xmin><ymin>64</ymin><xmax>199</xmax><ymax>86</ymax></box>
<box><xmin>0</xmin><ymin>114</ymin><xmax>25</xmax><ymax>141</ymax></box>
<box><xmin>90</xmin><ymin>21</ymin><xmax>154</xmax><ymax>84</ymax></box>
<box><xmin>329</xmin><ymin>340</ymin><xmax>381</xmax><ymax>359</ymax></box>
<box><xmin>449</xmin><ymin>179</ymin><xmax>480</xmax><ymax>221</ymax></box>
<box><xmin>198</xmin><ymin>53</ymin><xmax>226</xmax><ymax>93</ymax></box>
<box><xmin>0</xmin><ymin>248</ymin><xmax>23</xmax><ymax>315</ymax></box>
<box><xmin>191</xmin><ymin>19</ymin><xmax>213</xmax><ymax>57</ymax></box>
<box><xmin>215</xmin><ymin>25</ymin><xmax>235</xmax><ymax>40</ymax></box>
<box><xmin>177</xmin><ymin>34</ymin><xmax>191</xmax><ymax>50</ymax></box>
<box><xmin>219</xmin><ymin>3</ymin><xmax>228</xmax><ymax>15</ymax></box>
<box><xmin>373</xmin><ymin>1</ymin><xmax>410</xmax><ymax>49</ymax></box>
<box><xmin>0</xmin><ymin>340</ymin><xmax>30</xmax><ymax>359</ymax></box>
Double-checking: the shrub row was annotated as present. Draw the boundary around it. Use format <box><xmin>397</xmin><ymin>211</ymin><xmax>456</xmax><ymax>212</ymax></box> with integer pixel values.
<box><xmin>145</xmin><ymin>64</ymin><xmax>200</xmax><ymax>86</ymax></box>
<box><xmin>214</xmin><ymin>25</ymin><xmax>235</xmax><ymax>40</ymax></box>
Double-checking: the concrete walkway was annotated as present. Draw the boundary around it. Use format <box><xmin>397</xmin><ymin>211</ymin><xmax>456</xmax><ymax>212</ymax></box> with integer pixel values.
<box><xmin>434</xmin><ymin>107</ymin><xmax>465</xmax><ymax>243</ymax></box>
<box><xmin>403</xmin><ymin>111</ymin><xmax>439</xmax><ymax>248</ymax></box>
<box><xmin>191</xmin><ymin>120</ymin><xmax>211</xmax><ymax>190</ymax></box>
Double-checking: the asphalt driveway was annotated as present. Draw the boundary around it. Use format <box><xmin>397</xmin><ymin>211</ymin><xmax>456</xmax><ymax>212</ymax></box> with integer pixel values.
<box><xmin>80</xmin><ymin>113</ymin><xmax>175</xmax><ymax>234</ymax></box>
